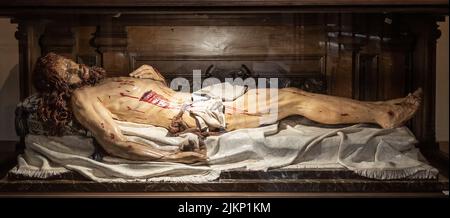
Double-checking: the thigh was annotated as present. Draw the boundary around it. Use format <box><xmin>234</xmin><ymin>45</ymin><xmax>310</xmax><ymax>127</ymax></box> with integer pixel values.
<box><xmin>223</xmin><ymin>88</ymin><xmax>276</xmax><ymax>114</ymax></box>
<box><xmin>224</xmin><ymin>111</ymin><xmax>263</xmax><ymax>131</ymax></box>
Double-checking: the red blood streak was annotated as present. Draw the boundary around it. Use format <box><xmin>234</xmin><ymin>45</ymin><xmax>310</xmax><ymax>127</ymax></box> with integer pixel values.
<box><xmin>113</xmin><ymin>80</ymin><xmax>135</xmax><ymax>87</ymax></box>
<box><xmin>388</xmin><ymin>111</ymin><xmax>394</xmax><ymax>116</ymax></box>
<box><xmin>114</xmin><ymin>80</ymin><xmax>134</xmax><ymax>83</ymax></box>
<box><xmin>110</xmin><ymin>133</ymin><xmax>115</xmax><ymax>139</ymax></box>
<box><xmin>120</xmin><ymin>82</ymin><xmax>135</xmax><ymax>86</ymax></box>
<box><xmin>127</xmin><ymin>106</ymin><xmax>145</xmax><ymax>113</ymax></box>
<box><xmin>120</xmin><ymin>92</ymin><xmax>139</xmax><ymax>99</ymax></box>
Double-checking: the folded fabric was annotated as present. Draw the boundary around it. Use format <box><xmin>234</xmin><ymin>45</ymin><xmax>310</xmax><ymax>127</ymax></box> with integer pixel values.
<box><xmin>116</xmin><ymin>120</ymin><xmax>200</xmax><ymax>151</ymax></box>
<box><xmin>206</xmin><ymin>124</ymin><xmax>437</xmax><ymax>180</ymax></box>
<box><xmin>189</xmin><ymin>82</ymin><xmax>247</xmax><ymax>131</ymax></box>
<box><xmin>10</xmin><ymin>120</ymin><xmax>438</xmax><ymax>182</ymax></box>
<box><xmin>188</xmin><ymin>99</ymin><xmax>226</xmax><ymax>131</ymax></box>
<box><xmin>12</xmin><ymin>134</ymin><xmax>218</xmax><ymax>182</ymax></box>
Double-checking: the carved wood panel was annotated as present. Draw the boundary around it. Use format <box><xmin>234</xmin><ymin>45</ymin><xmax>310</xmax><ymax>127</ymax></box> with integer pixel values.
<box><xmin>126</xmin><ymin>23</ymin><xmax>328</xmax><ymax>92</ymax></box>
<box><xmin>357</xmin><ymin>54</ymin><xmax>379</xmax><ymax>101</ymax></box>
<box><xmin>127</xmin><ymin>25</ymin><xmax>326</xmax><ymax>56</ymax></box>
<box><xmin>130</xmin><ymin>54</ymin><xmax>327</xmax><ymax>92</ymax></box>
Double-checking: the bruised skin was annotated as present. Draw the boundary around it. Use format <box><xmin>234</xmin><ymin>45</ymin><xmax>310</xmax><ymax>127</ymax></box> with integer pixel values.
<box><xmin>70</xmin><ymin>64</ymin><xmax>422</xmax><ymax>164</ymax></box>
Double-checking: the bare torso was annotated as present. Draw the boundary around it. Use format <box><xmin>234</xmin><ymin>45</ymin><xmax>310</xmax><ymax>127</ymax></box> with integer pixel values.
<box><xmin>74</xmin><ymin>77</ymin><xmax>197</xmax><ymax>130</ymax></box>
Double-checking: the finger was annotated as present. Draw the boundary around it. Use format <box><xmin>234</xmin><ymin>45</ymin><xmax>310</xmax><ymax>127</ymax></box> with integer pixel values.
<box><xmin>140</xmin><ymin>74</ymin><xmax>153</xmax><ymax>79</ymax></box>
<box><xmin>131</xmin><ymin>68</ymin><xmax>147</xmax><ymax>77</ymax></box>
<box><xmin>141</xmin><ymin>65</ymin><xmax>155</xmax><ymax>73</ymax></box>
<box><xmin>136</xmin><ymin>71</ymin><xmax>148</xmax><ymax>77</ymax></box>
<box><xmin>130</xmin><ymin>68</ymin><xmax>143</xmax><ymax>76</ymax></box>
<box><xmin>138</xmin><ymin>69</ymin><xmax>149</xmax><ymax>76</ymax></box>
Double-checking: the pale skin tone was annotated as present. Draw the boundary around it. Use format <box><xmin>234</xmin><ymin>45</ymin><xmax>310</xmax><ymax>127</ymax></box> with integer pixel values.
<box><xmin>52</xmin><ymin>56</ymin><xmax>421</xmax><ymax>164</ymax></box>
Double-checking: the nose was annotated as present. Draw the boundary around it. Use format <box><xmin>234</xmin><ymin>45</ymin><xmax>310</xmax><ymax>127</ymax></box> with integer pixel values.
<box><xmin>80</xmin><ymin>65</ymin><xmax>89</xmax><ymax>79</ymax></box>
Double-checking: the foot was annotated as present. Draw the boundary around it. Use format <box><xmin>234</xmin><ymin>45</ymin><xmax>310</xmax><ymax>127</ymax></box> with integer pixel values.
<box><xmin>376</xmin><ymin>88</ymin><xmax>422</xmax><ymax>129</ymax></box>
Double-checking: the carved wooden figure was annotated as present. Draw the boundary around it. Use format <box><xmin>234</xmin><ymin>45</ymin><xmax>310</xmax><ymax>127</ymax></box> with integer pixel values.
<box><xmin>32</xmin><ymin>53</ymin><xmax>422</xmax><ymax>163</ymax></box>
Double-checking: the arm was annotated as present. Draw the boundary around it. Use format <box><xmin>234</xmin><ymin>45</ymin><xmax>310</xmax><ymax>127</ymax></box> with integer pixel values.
<box><xmin>71</xmin><ymin>90</ymin><xmax>205</xmax><ymax>163</ymax></box>
<box><xmin>129</xmin><ymin>65</ymin><xmax>168</xmax><ymax>86</ymax></box>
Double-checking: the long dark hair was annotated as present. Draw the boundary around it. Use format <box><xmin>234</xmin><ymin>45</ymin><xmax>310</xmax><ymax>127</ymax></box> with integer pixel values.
<box><xmin>32</xmin><ymin>53</ymin><xmax>106</xmax><ymax>135</ymax></box>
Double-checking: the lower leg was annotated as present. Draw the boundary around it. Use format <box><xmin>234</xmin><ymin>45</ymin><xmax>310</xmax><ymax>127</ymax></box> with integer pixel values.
<box><xmin>224</xmin><ymin>87</ymin><xmax>422</xmax><ymax>130</ymax></box>
<box><xmin>283</xmin><ymin>87</ymin><xmax>422</xmax><ymax>128</ymax></box>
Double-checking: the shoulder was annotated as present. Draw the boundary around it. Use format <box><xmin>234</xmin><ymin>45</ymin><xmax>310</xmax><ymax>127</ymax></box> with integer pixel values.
<box><xmin>71</xmin><ymin>89</ymin><xmax>85</xmax><ymax>102</ymax></box>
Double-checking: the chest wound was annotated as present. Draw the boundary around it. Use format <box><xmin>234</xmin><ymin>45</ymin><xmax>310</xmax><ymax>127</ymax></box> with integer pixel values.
<box><xmin>140</xmin><ymin>90</ymin><xmax>173</xmax><ymax>109</ymax></box>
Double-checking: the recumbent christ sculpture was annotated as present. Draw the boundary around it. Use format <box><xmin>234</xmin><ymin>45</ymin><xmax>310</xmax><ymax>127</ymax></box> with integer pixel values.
<box><xmin>31</xmin><ymin>53</ymin><xmax>422</xmax><ymax>164</ymax></box>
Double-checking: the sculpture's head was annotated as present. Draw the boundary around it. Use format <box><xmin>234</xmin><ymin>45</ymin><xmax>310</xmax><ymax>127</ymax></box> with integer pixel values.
<box><xmin>33</xmin><ymin>52</ymin><xmax>105</xmax><ymax>92</ymax></box>
<box><xmin>32</xmin><ymin>53</ymin><xmax>106</xmax><ymax>135</ymax></box>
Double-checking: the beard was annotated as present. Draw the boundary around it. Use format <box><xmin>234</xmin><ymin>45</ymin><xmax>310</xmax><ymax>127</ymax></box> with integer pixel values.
<box><xmin>70</xmin><ymin>65</ymin><xmax>106</xmax><ymax>89</ymax></box>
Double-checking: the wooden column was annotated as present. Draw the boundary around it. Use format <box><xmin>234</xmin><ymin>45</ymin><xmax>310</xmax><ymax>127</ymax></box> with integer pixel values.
<box><xmin>93</xmin><ymin>22</ymin><xmax>129</xmax><ymax>76</ymax></box>
<box><xmin>14</xmin><ymin>22</ymin><xmax>31</xmax><ymax>102</ymax></box>
<box><xmin>326</xmin><ymin>14</ymin><xmax>368</xmax><ymax>98</ymax></box>
<box><xmin>355</xmin><ymin>15</ymin><xmax>415</xmax><ymax>102</ymax></box>
<box><xmin>408</xmin><ymin>15</ymin><xmax>443</xmax><ymax>149</ymax></box>
<box><xmin>13</xmin><ymin>20</ymin><xmax>46</xmax><ymax>151</ymax></box>
<box><xmin>40</xmin><ymin>24</ymin><xmax>75</xmax><ymax>58</ymax></box>
<box><xmin>14</xmin><ymin>22</ymin><xmax>29</xmax><ymax>152</ymax></box>
<box><xmin>14</xmin><ymin>20</ymin><xmax>46</xmax><ymax>100</ymax></box>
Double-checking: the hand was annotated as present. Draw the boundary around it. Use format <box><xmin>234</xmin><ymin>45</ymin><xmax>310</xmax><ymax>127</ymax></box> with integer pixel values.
<box><xmin>129</xmin><ymin>65</ymin><xmax>167</xmax><ymax>84</ymax></box>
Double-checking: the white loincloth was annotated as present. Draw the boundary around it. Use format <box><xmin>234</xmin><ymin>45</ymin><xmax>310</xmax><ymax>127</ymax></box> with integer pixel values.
<box><xmin>188</xmin><ymin>82</ymin><xmax>247</xmax><ymax>132</ymax></box>
<box><xmin>187</xmin><ymin>99</ymin><xmax>226</xmax><ymax>132</ymax></box>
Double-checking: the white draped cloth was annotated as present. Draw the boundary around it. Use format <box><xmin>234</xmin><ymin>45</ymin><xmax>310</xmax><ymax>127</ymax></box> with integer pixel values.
<box><xmin>10</xmin><ymin>122</ymin><xmax>437</xmax><ymax>182</ymax></box>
